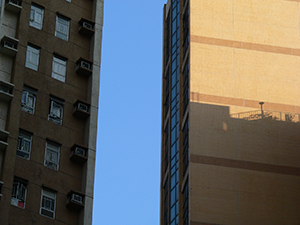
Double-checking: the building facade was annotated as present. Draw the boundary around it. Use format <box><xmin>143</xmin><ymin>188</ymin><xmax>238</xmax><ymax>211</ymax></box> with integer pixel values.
<box><xmin>0</xmin><ymin>0</ymin><xmax>103</xmax><ymax>224</ymax></box>
<box><xmin>161</xmin><ymin>0</ymin><xmax>300</xmax><ymax>225</ymax></box>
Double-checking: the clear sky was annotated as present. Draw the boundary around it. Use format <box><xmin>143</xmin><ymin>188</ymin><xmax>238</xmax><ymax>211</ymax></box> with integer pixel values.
<box><xmin>93</xmin><ymin>1</ymin><xmax>166</xmax><ymax>224</ymax></box>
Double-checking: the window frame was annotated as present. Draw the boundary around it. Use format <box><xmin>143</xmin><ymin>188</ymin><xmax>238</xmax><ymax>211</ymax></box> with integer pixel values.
<box><xmin>29</xmin><ymin>4</ymin><xmax>44</xmax><ymax>30</ymax></box>
<box><xmin>55</xmin><ymin>15</ymin><xmax>70</xmax><ymax>41</ymax></box>
<box><xmin>21</xmin><ymin>86</ymin><xmax>37</xmax><ymax>114</ymax></box>
<box><xmin>44</xmin><ymin>141</ymin><xmax>60</xmax><ymax>171</ymax></box>
<box><xmin>11</xmin><ymin>178</ymin><xmax>28</xmax><ymax>209</ymax></box>
<box><xmin>40</xmin><ymin>189</ymin><xmax>56</xmax><ymax>219</ymax></box>
<box><xmin>17</xmin><ymin>130</ymin><xmax>32</xmax><ymax>160</ymax></box>
<box><xmin>25</xmin><ymin>44</ymin><xmax>40</xmax><ymax>71</ymax></box>
<box><xmin>48</xmin><ymin>97</ymin><xmax>64</xmax><ymax>125</ymax></box>
<box><xmin>52</xmin><ymin>55</ymin><xmax>67</xmax><ymax>82</ymax></box>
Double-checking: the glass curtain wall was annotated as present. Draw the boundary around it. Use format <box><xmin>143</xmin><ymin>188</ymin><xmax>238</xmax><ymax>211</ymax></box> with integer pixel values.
<box><xmin>163</xmin><ymin>1</ymin><xmax>180</xmax><ymax>225</ymax></box>
<box><xmin>169</xmin><ymin>0</ymin><xmax>180</xmax><ymax>224</ymax></box>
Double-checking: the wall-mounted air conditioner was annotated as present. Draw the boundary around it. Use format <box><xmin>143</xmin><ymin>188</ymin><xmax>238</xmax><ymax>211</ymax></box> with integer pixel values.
<box><xmin>78</xmin><ymin>18</ymin><xmax>95</xmax><ymax>37</ymax></box>
<box><xmin>76</xmin><ymin>58</ymin><xmax>93</xmax><ymax>77</ymax></box>
<box><xmin>73</xmin><ymin>100</ymin><xmax>90</xmax><ymax>119</ymax></box>
<box><xmin>70</xmin><ymin>144</ymin><xmax>88</xmax><ymax>164</ymax></box>
<box><xmin>66</xmin><ymin>190</ymin><xmax>85</xmax><ymax>210</ymax></box>
<box><xmin>5</xmin><ymin>0</ymin><xmax>22</xmax><ymax>13</ymax></box>
<box><xmin>0</xmin><ymin>36</ymin><xmax>19</xmax><ymax>57</ymax></box>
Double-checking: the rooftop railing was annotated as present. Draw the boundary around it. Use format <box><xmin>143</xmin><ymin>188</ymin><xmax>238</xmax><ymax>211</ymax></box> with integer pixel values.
<box><xmin>231</xmin><ymin>110</ymin><xmax>300</xmax><ymax>123</ymax></box>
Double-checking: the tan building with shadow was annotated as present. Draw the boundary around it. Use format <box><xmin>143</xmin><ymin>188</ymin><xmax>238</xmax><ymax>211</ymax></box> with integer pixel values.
<box><xmin>0</xmin><ymin>0</ymin><xmax>103</xmax><ymax>224</ymax></box>
<box><xmin>161</xmin><ymin>0</ymin><xmax>300</xmax><ymax>225</ymax></box>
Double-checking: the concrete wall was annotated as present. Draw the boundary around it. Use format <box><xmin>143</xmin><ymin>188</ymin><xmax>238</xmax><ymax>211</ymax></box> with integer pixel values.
<box><xmin>188</xmin><ymin>0</ymin><xmax>300</xmax><ymax>224</ymax></box>
<box><xmin>0</xmin><ymin>0</ymin><xmax>103</xmax><ymax>224</ymax></box>
<box><xmin>190</xmin><ymin>0</ymin><xmax>300</xmax><ymax>112</ymax></box>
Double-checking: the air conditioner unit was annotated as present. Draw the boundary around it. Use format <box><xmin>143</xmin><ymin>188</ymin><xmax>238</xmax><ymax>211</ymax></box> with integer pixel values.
<box><xmin>10</xmin><ymin>0</ymin><xmax>20</xmax><ymax>5</ymax></box>
<box><xmin>83</xmin><ymin>21</ymin><xmax>93</xmax><ymax>29</ymax></box>
<box><xmin>80</xmin><ymin>61</ymin><xmax>91</xmax><ymax>70</ymax></box>
<box><xmin>0</xmin><ymin>85</ymin><xmax>10</xmax><ymax>93</ymax></box>
<box><xmin>3</xmin><ymin>40</ymin><xmax>14</xmax><ymax>48</ymax></box>
<box><xmin>77</xmin><ymin>103</ymin><xmax>88</xmax><ymax>112</ymax></box>
<box><xmin>71</xmin><ymin>194</ymin><xmax>83</xmax><ymax>204</ymax></box>
<box><xmin>75</xmin><ymin>147</ymin><xmax>85</xmax><ymax>156</ymax></box>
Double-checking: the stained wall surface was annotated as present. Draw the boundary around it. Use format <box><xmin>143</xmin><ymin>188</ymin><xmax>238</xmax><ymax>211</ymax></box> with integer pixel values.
<box><xmin>0</xmin><ymin>0</ymin><xmax>103</xmax><ymax>224</ymax></box>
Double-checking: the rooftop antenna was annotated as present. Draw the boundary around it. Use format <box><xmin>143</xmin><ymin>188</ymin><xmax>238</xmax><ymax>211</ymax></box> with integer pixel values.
<box><xmin>259</xmin><ymin>102</ymin><xmax>264</xmax><ymax>118</ymax></box>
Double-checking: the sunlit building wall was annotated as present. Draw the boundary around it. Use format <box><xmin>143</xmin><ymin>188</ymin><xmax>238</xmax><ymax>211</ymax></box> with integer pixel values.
<box><xmin>161</xmin><ymin>0</ymin><xmax>300</xmax><ymax>224</ymax></box>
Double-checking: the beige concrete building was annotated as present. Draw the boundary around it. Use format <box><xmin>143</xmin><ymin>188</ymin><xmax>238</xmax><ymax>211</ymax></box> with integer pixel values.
<box><xmin>0</xmin><ymin>0</ymin><xmax>103</xmax><ymax>224</ymax></box>
<box><xmin>161</xmin><ymin>0</ymin><xmax>300</xmax><ymax>225</ymax></box>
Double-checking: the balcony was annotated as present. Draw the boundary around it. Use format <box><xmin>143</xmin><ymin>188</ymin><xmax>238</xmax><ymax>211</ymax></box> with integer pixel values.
<box><xmin>231</xmin><ymin>110</ymin><xmax>300</xmax><ymax>123</ymax></box>
<box><xmin>0</xmin><ymin>36</ymin><xmax>19</xmax><ymax>57</ymax></box>
<box><xmin>70</xmin><ymin>144</ymin><xmax>88</xmax><ymax>164</ymax></box>
<box><xmin>78</xmin><ymin>18</ymin><xmax>95</xmax><ymax>37</ymax></box>
<box><xmin>66</xmin><ymin>190</ymin><xmax>85</xmax><ymax>210</ymax></box>
<box><xmin>0</xmin><ymin>80</ymin><xmax>14</xmax><ymax>102</ymax></box>
<box><xmin>5</xmin><ymin>0</ymin><xmax>22</xmax><ymax>14</ymax></box>
<box><xmin>0</xmin><ymin>129</ymin><xmax>9</xmax><ymax>151</ymax></box>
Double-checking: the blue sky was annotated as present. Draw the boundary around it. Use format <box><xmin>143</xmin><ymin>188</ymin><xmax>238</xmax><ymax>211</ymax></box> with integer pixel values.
<box><xmin>93</xmin><ymin>1</ymin><xmax>166</xmax><ymax>224</ymax></box>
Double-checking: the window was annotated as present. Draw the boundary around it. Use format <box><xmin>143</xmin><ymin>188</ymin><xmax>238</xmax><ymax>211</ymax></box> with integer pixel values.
<box><xmin>48</xmin><ymin>97</ymin><xmax>64</xmax><ymax>125</ymax></box>
<box><xmin>164</xmin><ymin>180</ymin><xmax>169</xmax><ymax>225</ymax></box>
<box><xmin>44</xmin><ymin>141</ymin><xmax>60</xmax><ymax>170</ymax></box>
<box><xmin>25</xmin><ymin>45</ymin><xmax>40</xmax><ymax>71</ymax></box>
<box><xmin>40</xmin><ymin>189</ymin><xmax>56</xmax><ymax>219</ymax></box>
<box><xmin>30</xmin><ymin>4</ymin><xmax>44</xmax><ymax>30</ymax></box>
<box><xmin>55</xmin><ymin>15</ymin><xmax>70</xmax><ymax>41</ymax></box>
<box><xmin>11</xmin><ymin>178</ymin><xmax>27</xmax><ymax>209</ymax></box>
<box><xmin>183</xmin><ymin>119</ymin><xmax>189</xmax><ymax>174</ymax></box>
<box><xmin>183</xmin><ymin>182</ymin><xmax>189</xmax><ymax>225</ymax></box>
<box><xmin>22</xmin><ymin>86</ymin><xmax>36</xmax><ymax>114</ymax></box>
<box><xmin>17</xmin><ymin>130</ymin><xmax>32</xmax><ymax>160</ymax></box>
<box><xmin>52</xmin><ymin>56</ymin><xmax>66</xmax><ymax>82</ymax></box>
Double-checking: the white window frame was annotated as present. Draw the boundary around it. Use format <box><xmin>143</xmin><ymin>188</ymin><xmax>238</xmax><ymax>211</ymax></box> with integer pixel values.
<box><xmin>17</xmin><ymin>131</ymin><xmax>32</xmax><ymax>160</ymax></box>
<box><xmin>52</xmin><ymin>56</ymin><xmax>66</xmax><ymax>82</ymax></box>
<box><xmin>55</xmin><ymin>15</ymin><xmax>70</xmax><ymax>41</ymax></box>
<box><xmin>21</xmin><ymin>86</ymin><xmax>36</xmax><ymax>114</ymax></box>
<box><xmin>44</xmin><ymin>142</ymin><xmax>60</xmax><ymax>171</ymax></box>
<box><xmin>25</xmin><ymin>45</ymin><xmax>40</xmax><ymax>71</ymax></box>
<box><xmin>40</xmin><ymin>189</ymin><xmax>56</xmax><ymax>219</ymax></box>
<box><xmin>11</xmin><ymin>179</ymin><xmax>27</xmax><ymax>209</ymax></box>
<box><xmin>48</xmin><ymin>98</ymin><xmax>64</xmax><ymax>125</ymax></box>
<box><xmin>30</xmin><ymin>4</ymin><xmax>44</xmax><ymax>30</ymax></box>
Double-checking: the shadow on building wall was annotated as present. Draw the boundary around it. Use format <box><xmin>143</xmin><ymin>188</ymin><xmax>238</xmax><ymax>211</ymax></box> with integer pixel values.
<box><xmin>189</xmin><ymin>102</ymin><xmax>300</xmax><ymax>167</ymax></box>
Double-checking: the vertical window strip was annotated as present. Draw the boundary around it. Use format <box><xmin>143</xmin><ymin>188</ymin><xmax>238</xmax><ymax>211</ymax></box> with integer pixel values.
<box><xmin>21</xmin><ymin>86</ymin><xmax>37</xmax><ymax>114</ymax></box>
<box><xmin>52</xmin><ymin>56</ymin><xmax>66</xmax><ymax>82</ymax></box>
<box><xmin>169</xmin><ymin>1</ymin><xmax>180</xmax><ymax>225</ymax></box>
<box><xmin>30</xmin><ymin>4</ymin><xmax>44</xmax><ymax>30</ymax></box>
<box><xmin>183</xmin><ymin>182</ymin><xmax>189</xmax><ymax>225</ymax></box>
<box><xmin>25</xmin><ymin>45</ymin><xmax>40</xmax><ymax>71</ymax></box>
<box><xmin>11</xmin><ymin>179</ymin><xmax>28</xmax><ymax>209</ymax></box>
<box><xmin>44</xmin><ymin>142</ymin><xmax>60</xmax><ymax>170</ymax></box>
<box><xmin>40</xmin><ymin>189</ymin><xmax>56</xmax><ymax>219</ymax></box>
<box><xmin>17</xmin><ymin>131</ymin><xmax>32</xmax><ymax>160</ymax></box>
<box><xmin>55</xmin><ymin>16</ymin><xmax>70</xmax><ymax>41</ymax></box>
